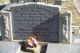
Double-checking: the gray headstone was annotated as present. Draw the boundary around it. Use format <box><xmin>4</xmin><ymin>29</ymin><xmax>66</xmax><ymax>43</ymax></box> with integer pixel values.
<box><xmin>11</xmin><ymin>4</ymin><xmax>60</xmax><ymax>42</ymax></box>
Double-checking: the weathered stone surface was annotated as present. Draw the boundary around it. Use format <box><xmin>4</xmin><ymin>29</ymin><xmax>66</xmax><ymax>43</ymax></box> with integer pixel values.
<box><xmin>0</xmin><ymin>41</ymin><xmax>20</xmax><ymax>53</ymax></box>
<box><xmin>11</xmin><ymin>4</ymin><xmax>60</xmax><ymax>42</ymax></box>
<box><xmin>46</xmin><ymin>43</ymin><xmax>80</xmax><ymax>53</ymax></box>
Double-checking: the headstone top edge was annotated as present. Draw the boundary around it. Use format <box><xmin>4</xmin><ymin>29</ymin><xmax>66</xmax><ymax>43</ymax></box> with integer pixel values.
<box><xmin>10</xmin><ymin>2</ymin><xmax>61</xmax><ymax>9</ymax></box>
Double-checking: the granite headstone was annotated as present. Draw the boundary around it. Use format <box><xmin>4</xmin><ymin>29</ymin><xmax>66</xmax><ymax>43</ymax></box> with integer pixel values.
<box><xmin>11</xmin><ymin>4</ymin><xmax>60</xmax><ymax>42</ymax></box>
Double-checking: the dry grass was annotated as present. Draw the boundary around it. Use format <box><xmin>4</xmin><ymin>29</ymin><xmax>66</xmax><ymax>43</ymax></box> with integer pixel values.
<box><xmin>61</xmin><ymin>0</ymin><xmax>80</xmax><ymax>25</ymax></box>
